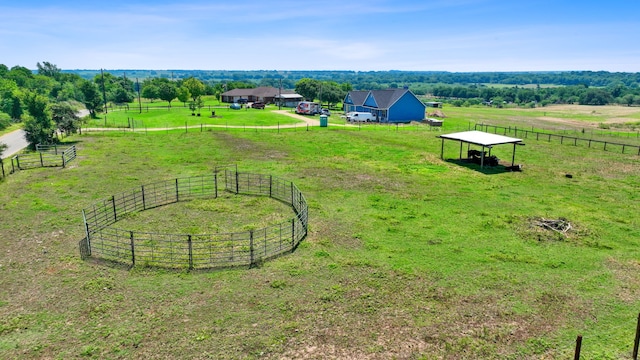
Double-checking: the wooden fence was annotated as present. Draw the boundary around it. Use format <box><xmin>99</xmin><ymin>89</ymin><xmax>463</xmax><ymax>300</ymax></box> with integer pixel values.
<box><xmin>80</xmin><ymin>169</ymin><xmax>309</xmax><ymax>270</ymax></box>
<box><xmin>475</xmin><ymin>123</ymin><xmax>640</xmax><ymax>155</ymax></box>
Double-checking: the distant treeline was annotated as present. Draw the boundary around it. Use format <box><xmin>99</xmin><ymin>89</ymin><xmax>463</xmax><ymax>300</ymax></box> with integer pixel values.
<box><xmin>59</xmin><ymin>69</ymin><xmax>640</xmax><ymax>107</ymax></box>
<box><xmin>64</xmin><ymin>69</ymin><xmax>640</xmax><ymax>89</ymax></box>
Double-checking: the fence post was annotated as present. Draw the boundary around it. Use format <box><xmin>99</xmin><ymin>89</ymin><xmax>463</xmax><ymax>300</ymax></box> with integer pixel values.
<box><xmin>112</xmin><ymin>195</ymin><xmax>117</xmax><ymax>221</ymax></box>
<box><xmin>175</xmin><ymin>178</ymin><xmax>179</xmax><ymax>202</ymax></box>
<box><xmin>54</xmin><ymin>144</ymin><xmax>58</xmax><ymax>155</ymax></box>
<box><xmin>39</xmin><ymin>152</ymin><xmax>44</xmax><ymax>167</ymax></box>
<box><xmin>214</xmin><ymin>171</ymin><xmax>218</xmax><ymax>198</ymax></box>
<box><xmin>633</xmin><ymin>312</ymin><xmax>640</xmax><ymax>360</ymax></box>
<box><xmin>291</xmin><ymin>218</ymin><xmax>295</xmax><ymax>251</ymax></box>
<box><xmin>62</xmin><ymin>153</ymin><xmax>66</xmax><ymax>168</ymax></box>
<box><xmin>141</xmin><ymin>185</ymin><xmax>146</xmax><ymax>210</ymax></box>
<box><xmin>188</xmin><ymin>235</ymin><xmax>193</xmax><ymax>270</ymax></box>
<box><xmin>235</xmin><ymin>171</ymin><xmax>239</xmax><ymax>194</ymax></box>
<box><xmin>249</xmin><ymin>230</ymin><xmax>255</xmax><ymax>267</ymax></box>
<box><xmin>574</xmin><ymin>335</ymin><xmax>582</xmax><ymax>360</ymax></box>
<box><xmin>130</xmin><ymin>231</ymin><xmax>135</xmax><ymax>266</ymax></box>
<box><xmin>269</xmin><ymin>175</ymin><xmax>273</xmax><ymax>198</ymax></box>
<box><xmin>82</xmin><ymin>209</ymin><xmax>91</xmax><ymax>256</ymax></box>
<box><xmin>0</xmin><ymin>158</ymin><xmax>4</xmax><ymax>178</ymax></box>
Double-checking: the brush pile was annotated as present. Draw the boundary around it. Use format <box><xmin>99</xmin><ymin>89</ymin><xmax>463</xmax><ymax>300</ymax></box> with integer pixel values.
<box><xmin>534</xmin><ymin>218</ymin><xmax>572</xmax><ymax>237</ymax></box>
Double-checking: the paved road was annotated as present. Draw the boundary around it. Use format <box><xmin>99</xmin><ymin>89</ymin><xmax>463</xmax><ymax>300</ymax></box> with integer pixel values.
<box><xmin>0</xmin><ymin>129</ymin><xmax>28</xmax><ymax>159</ymax></box>
<box><xmin>0</xmin><ymin>110</ymin><xmax>90</xmax><ymax>159</ymax></box>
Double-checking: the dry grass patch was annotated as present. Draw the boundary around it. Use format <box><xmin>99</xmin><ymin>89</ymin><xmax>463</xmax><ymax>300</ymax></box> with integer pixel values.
<box><xmin>605</xmin><ymin>258</ymin><xmax>640</xmax><ymax>303</ymax></box>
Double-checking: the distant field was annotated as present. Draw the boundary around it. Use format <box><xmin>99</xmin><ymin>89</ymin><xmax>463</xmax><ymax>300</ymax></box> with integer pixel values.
<box><xmin>1</xmin><ymin>105</ymin><xmax>639</xmax><ymax>359</ymax></box>
<box><xmin>442</xmin><ymin>105</ymin><xmax>640</xmax><ymax>142</ymax></box>
<box><xmin>481</xmin><ymin>83</ymin><xmax>562</xmax><ymax>89</ymax></box>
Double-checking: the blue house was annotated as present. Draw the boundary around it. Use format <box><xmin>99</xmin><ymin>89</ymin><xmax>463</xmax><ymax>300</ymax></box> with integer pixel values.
<box><xmin>343</xmin><ymin>88</ymin><xmax>426</xmax><ymax>123</ymax></box>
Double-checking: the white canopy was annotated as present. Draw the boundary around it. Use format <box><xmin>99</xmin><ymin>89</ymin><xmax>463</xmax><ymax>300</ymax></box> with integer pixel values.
<box><xmin>439</xmin><ymin>130</ymin><xmax>522</xmax><ymax>146</ymax></box>
<box><xmin>438</xmin><ymin>130</ymin><xmax>524</xmax><ymax>168</ymax></box>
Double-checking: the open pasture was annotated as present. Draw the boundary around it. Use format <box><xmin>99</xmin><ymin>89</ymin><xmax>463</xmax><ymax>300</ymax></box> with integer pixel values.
<box><xmin>86</xmin><ymin>104</ymin><xmax>302</xmax><ymax>129</ymax></box>
<box><xmin>1</xmin><ymin>106</ymin><xmax>639</xmax><ymax>359</ymax></box>
<box><xmin>444</xmin><ymin>105</ymin><xmax>640</xmax><ymax>143</ymax></box>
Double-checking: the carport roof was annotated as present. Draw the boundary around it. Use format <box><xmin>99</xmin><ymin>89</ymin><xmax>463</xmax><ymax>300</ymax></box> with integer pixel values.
<box><xmin>439</xmin><ymin>130</ymin><xmax>522</xmax><ymax>147</ymax></box>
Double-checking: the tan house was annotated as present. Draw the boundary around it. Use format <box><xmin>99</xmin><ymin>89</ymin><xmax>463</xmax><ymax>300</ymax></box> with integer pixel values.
<box><xmin>221</xmin><ymin>86</ymin><xmax>301</xmax><ymax>104</ymax></box>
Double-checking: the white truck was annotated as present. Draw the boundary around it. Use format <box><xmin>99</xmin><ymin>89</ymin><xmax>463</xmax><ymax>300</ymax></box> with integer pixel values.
<box><xmin>346</xmin><ymin>112</ymin><xmax>376</xmax><ymax>122</ymax></box>
<box><xmin>295</xmin><ymin>101</ymin><xmax>321</xmax><ymax>115</ymax></box>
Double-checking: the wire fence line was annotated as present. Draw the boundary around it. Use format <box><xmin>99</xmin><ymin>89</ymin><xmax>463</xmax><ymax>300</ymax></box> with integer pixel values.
<box><xmin>475</xmin><ymin>123</ymin><xmax>640</xmax><ymax>155</ymax></box>
<box><xmin>79</xmin><ymin>169</ymin><xmax>309</xmax><ymax>270</ymax></box>
<box><xmin>7</xmin><ymin>144</ymin><xmax>77</xmax><ymax>174</ymax></box>
<box><xmin>80</xmin><ymin>116</ymin><xmax>461</xmax><ymax>132</ymax></box>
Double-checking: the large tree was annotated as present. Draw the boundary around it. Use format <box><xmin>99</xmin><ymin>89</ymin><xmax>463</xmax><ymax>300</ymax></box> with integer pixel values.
<box><xmin>177</xmin><ymin>86</ymin><xmax>190</xmax><ymax>107</ymax></box>
<box><xmin>318</xmin><ymin>81</ymin><xmax>346</xmax><ymax>108</ymax></box>
<box><xmin>36</xmin><ymin>61</ymin><xmax>61</xmax><ymax>80</ymax></box>
<box><xmin>182</xmin><ymin>77</ymin><xmax>205</xmax><ymax>102</ymax></box>
<box><xmin>295</xmin><ymin>78</ymin><xmax>321</xmax><ymax>101</ymax></box>
<box><xmin>51</xmin><ymin>102</ymin><xmax>79</xmax><ymax>135</ymax></box>
<box><xmin>141</xmin><ymin>84</ymin><xmax>160</xmax><ymax>102</ymax></box>
<box><xmin>23</xmin><ymin>92</ymin><xmax>55</xmax><ymax>147</ymax></box>
<box><xmin>1</xmin><ymin>91</ymin><xmax>23</xmax><ymax>120</ymax></box>
<box><xmin>158</xmin><ymin>82</ymin><xmax>177</xmax><ymax>107</ymax></box>
<box><xmin>79</xmin><ymin>80</ymin><xmax>103</xmax><ymax>118</ymax></box>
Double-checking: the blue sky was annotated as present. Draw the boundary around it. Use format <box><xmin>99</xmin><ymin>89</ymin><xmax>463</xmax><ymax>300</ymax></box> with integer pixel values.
<box><xmin>1</xmin><ymin>0</ymin><xmax>639</xmax><ymax>72</ymax></box>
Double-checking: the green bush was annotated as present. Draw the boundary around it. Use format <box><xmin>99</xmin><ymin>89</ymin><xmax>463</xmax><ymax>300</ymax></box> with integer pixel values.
<box><xmin>0</xmin><ymin>112</ymin><xmax>10</xmax><ymax>130</ymax></box>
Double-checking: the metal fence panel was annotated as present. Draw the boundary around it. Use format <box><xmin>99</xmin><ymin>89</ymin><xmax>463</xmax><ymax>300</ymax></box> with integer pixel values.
<box><xmin>81</xmin><ymin>171</ymin><xmax>309</xmax><ymax>270</ymax></box>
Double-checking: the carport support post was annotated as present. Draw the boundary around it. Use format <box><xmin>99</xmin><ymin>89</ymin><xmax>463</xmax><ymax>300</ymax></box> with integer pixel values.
<box><xmin>440</xmin><ymin>138</ymin><xmax>445</xmax><ymax>160</ymax></box>
<box><xmin>633</xmin><ymin>312</ymin><xmax>640</xmax><ymax>360</ymax></box>
<box><xmin>512</xmin><ymin>143</ymin><xmax>517</xmax><ymax>167</ymax></box>
<box><xmin>459</xmin><ymin>141</ymin><xmax>463</xmax><ymax>160</ymax></box>
<box><xmin>480</xmin><ymin>146</ymin><xmax>485</xmax><ymax>168</ymax></box>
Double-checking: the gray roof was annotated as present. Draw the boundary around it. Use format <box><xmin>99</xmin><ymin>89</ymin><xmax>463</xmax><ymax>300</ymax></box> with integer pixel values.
<box><xmin>439</xmin><ymin>131</ymin><xmax>523</xmax><ymax>146</ymax></box>
<box><xmin>368</xmin><ymin>89</ymin><xmax>407</xmax><ymax>108</ymax></box>
<box><xmin>347</xmin><ymin>91</ymin><xmax>369</xmax><ymax>105</ymax></box>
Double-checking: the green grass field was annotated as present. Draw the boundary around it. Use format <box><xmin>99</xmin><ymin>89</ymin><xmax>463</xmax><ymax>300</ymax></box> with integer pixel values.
<box><xmin>87</xmin><ymin>104</ymin><xmax>302</xmax><ymax>129</ymax></box>
<box><xmin>1</xmin><ymin>105</ymin><xmax>639</xmax><ymax>359</ymax></box>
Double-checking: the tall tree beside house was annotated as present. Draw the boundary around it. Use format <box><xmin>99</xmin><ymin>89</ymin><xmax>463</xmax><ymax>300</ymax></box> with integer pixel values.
<box><xmin>318</xmin><ymin>81</ymin><xmax>346</xmax><ymax>109</ymax></box>
<box><xmin>23</xmin><ymin>92</ymin><xmax>55</xmax><ymax>148</ymax></box>
<box><xmin>295</xmin><ymin>78</ymin><xmax>321</xmax><ymax>102</ymax></box>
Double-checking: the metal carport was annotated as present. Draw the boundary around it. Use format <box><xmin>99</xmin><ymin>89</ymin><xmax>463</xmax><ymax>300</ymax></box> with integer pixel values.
<box><xmin>438</xmin><ymin>130</ymin><xmax>524</xmax><ymax>168</ymax></box>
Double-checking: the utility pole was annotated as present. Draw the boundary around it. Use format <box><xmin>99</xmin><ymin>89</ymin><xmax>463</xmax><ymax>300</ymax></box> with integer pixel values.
<box><xmin>136</xmin><ymin>78</ymin><xmax>142</xmax><ymax>114</ymax></box>
<box><xmin>100</xmin><ymin>69</ymin><xmax>108</xmax><ymax>114</ymax></box>
<box><xmin>278</xmin><ymin>78</ymin><xmax>282</xmax><ymax>110</ymax></box>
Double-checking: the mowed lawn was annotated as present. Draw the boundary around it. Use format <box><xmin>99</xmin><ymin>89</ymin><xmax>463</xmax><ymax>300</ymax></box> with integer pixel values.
<box><xmin>0</xmin><ymin>107</ymin><xmax>639</xmax><ymax>359</ymax></box>
<box><xmin>85</xmin><ymin>103</ymin><xmax>302</xmax><ymax>129</ymax></box>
